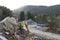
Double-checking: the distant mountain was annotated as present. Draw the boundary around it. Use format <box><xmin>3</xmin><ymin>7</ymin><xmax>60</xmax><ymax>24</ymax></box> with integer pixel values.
<box><xmin>13</xmin><ymin>5</ymin><xmax>60</xmax><ymax>17</ymax></box>
<box><xmin>13</xmin><ymin>5</ymin><xmax>48</xmax><ymax>14</ymax></box>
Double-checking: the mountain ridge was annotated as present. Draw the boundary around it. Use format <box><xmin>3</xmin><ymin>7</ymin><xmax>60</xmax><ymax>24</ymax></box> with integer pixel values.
<box><xmin>13</xmin><ymin>5</ymin><xmax>60</xmax><ymax>17</ymax></box>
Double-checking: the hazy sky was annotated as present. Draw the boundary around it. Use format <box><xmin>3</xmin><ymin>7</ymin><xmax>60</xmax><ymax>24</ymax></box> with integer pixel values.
<box><xmin>0</xmin><ymin>0</ymin><xmax>60</xmax><ymax>10</ymax></box>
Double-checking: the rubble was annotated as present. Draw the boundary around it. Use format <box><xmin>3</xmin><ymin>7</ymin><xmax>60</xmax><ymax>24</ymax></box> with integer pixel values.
<box><xmin>0</xmin><ymin>17</ymin><xmax>60</xmax><ymax>40</ymax></box>
<box><xmin>0</xmin><ymin>17</ymin><xmax>18</xmax><ymax>40</ymax></box>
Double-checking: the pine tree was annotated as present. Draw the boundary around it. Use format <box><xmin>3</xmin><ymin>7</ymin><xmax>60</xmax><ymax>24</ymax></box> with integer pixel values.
<box><xmin>0</xmin><ymin>6</ymin><xmax>12</xmax><ymax>20</ymax></box>
<box><xmin>27</xmin><ymin>12</ymin><xmax>35</xmax><ymax>20</ymax></box>
<box><xmin>19</xmin><ymin>11</ymin><xmax>25</xmax><ymax>21</ymax></box>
